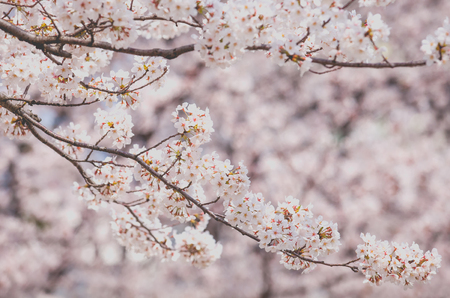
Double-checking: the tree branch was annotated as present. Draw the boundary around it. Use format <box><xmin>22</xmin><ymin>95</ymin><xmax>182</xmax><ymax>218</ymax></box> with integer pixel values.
<box><xmin>1</xmin><ymin>19</ymin><xmax>427</xmax><ymax>68</ymax></box>
<box><xmin>134</xmin><ymin>15</ymin><xmax>202</xmax><ymax>28</ymax></box>
<box><xmin>246</xmin><ymin>44</ymin><xmax>427</xmax><ymax>68</ymax></box>
<box><xmin>0</xmin><ymin>18</ymin><xmax>194</xmax><ymax>59</ymax></box>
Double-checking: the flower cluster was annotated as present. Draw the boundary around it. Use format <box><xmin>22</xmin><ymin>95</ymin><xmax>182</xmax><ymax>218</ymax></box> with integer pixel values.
<box><xmin>194</xmin><ymin>1</ymin><xmax>275</xmax><ymax>68</ymax></box>
<box><xmin>194</xmin><ymin>0</ymin><xmax>393</xmax><ymax>71</ymax></box>
<box><xmin>144</xmin><ymin>0</ymin><xmax>198</xmax><ymax>20</ymax></box>
<box><xmin>128</xmin><ymin>0</ymin><xmax>195</xmax><ymax>40</ymax></box>
<box><xmin>174</xmin><ymin>214</ymin><xmax>223</xmax><ymax>268</ymax></box>
<box><xmin>421</xmin><ymin>18</ymin><xmax>450</xmax><ymax>66</ymax></box>
<box><xmin>82</xmin><ymin>103</ymin><xmax>250</xmax><ymax>267</ymax></box>
<box><xmin>38</xmin><ymin>73</ymin><xmax>80</xmax><ymax>104</ymax></box>
<box><xmin>226</xmin><ymin>193</ymin><xmax>341</xmax><ymax>272</ymax></box>
<box><xmin>73</xmin><ymin>181</ymin><xmax>102</xmax><ymax>210</ymax></box>
<box><xmin>0</xmin><ymin>44</ymin><xmax>46</xmax><ymax>92</ymax></box>
<box><xmin>110</xmin><ymin>207</ymin><xmax>222</xmax><ymax>268</ymax></box>
<box><xmin>131</xmin><ymin>144</ymin><xmax>197</xmax><ymax>222</ymax></box>
<box><xmin>131</xmin><ymin>56</ymin><xmax>168</xmax><ymax>90</ymax></box>
<box><xmin>110</xmin><ymin>207</ymin><xmax>177</xmax><ymax>260</ymax></box>
<box><xmin>356</xmin><ymin>233</ymin><xmax>442</xmax><ymax>288</ymax></box>
<box><xmin>130</xmin><ymin>103</ymin><xmax>249</xmax><ymax>221</ymax></box>
<box><xmin>54</xmin><ymin>122</ymin><xmax>91</xmax><ymax>158</ymax></box>
<box><xmin>55</xmin><ymin>0</ymin><xmax>138</xmax><ymax>48</ymax></box>
<box><xmin>172</xmin><ymin>102</ymin><xmax>215</xmax><ymax>146</ymax></box>
<box><xmin>85</xmin><ymin>157</ymin><xmax>133</xmax><ymax>202</ymax></box>
<box><xmin>0</xmin><ymin>106</ymin><xmax>29</xmax><ymax>140</ymax></box>
<box><xmin>94</xmin><ymin>107</ymin><xmax>134</xmax><ymax>149</ymax></box>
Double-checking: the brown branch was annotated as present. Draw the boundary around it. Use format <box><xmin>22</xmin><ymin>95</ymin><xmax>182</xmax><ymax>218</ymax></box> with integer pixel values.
<box><xmin>0</xmin><ymin>19</ymin><xmax>71</xmax><ymax>58</ymax></box>
<box><xmin>246</xmin><ymin>44</ymin><xmax>426</xmax><ymax>68</ymax></box>
<box><xmin>84</xmin><ymin>132</ymin><xmax>109</xmax><ymax>161</ymax></box>
<box><xmin>116</xmin><ymin>194</ymin><xmax>148</xmax><ymax>206</ymax></box>
<box><xmin>285</xmin><ymin>251</ymin><xmax>360</xmax><ymax>272</ymax></box>
<box><xmin>41</xmin><ymin>50</ymin><xmax>63</xmax><ymax>65</ymax></box>
<box><xmin>137</xmin><ymin>133</ymin><xmax>182</xmax><ymax>156</ymax></box>
<box><xmin>309</xmin><ymin>67</ymin><xmax>342</xmax><ymax>75</ymax></box>
<box><xmin>342</xmin><ymin>0</ymin><xmax>357</xmax><ymax>9</ymax></box>
<box><xmin>311</xmin><ymin>57</ymin><xmax>426</xmax><ymax>68</ymax></box>
<box><xmin>201</xmin><ymin>197</ymin><xmax>220</xmax><ymax>206</ymax></box>
<box><xmin>2</xmin><ymin>7</ymin><xmax>14</xmax><ymax>19</ymax></box>
<box><xmin>297</xmin><ymin>28</ymin><xmax>310</xmax><ymax>45</ymax></box>
<box><xmin>0</xmin><ymin>18</ymin><xmax>195</xmax><ymax>59</ymax></box>
<box><xmin>8</xmin><ymin>97</ymin><xmax>101</xmax><ymax>107</ymax></box>
<box><xmin>134</xmin><ymin>15</ymin><xmax>202</xmax><ymax>28</ymax></box>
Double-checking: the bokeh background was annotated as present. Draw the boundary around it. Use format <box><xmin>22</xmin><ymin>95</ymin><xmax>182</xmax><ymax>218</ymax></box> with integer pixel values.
<box><xmin>1</xmin><ymin>0</ymin><xmax>450</xmax><ymax>297</ymax></box>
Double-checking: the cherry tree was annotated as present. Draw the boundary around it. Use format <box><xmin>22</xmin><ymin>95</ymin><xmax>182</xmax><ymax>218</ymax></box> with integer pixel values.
<box><xmin>0</xmin><ymin>0</ymin><xmax>448</xmax><ymax>296</ymax></box>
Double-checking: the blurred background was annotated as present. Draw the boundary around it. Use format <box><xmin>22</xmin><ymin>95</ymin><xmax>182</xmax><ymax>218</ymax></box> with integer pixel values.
<box><xmin>1</xmin><ymin>0</ymin><xmax>449</xmax><ymax>297</ymax></box>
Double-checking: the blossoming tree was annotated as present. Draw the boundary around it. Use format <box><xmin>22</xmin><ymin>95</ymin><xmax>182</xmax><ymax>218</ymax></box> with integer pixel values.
<box><xmin>0</xmin><ymin>0</ymin><xmax>448</xmax><ymax>296</ymax></box>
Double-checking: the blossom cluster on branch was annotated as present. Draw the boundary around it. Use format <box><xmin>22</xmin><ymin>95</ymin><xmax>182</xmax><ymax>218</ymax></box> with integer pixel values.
<box><xmin>356</xmin><ymin>233</ymin><xmax>442</xmax><ymax>288</ymax></box>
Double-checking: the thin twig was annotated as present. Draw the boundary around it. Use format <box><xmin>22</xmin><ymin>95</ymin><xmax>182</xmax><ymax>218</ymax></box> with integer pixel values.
<box><xmin>285</xmin><ymin>251</ymin><xmax>360</xmax><ymax>272</ymax></box>
<box><xmin>2</xmin><ymin>7</ymin><xmax>14</xmax><ymax>19</ymax></box>
<box><xmin>42</xmin><ymin>50</ymin><xmax>63</xmax><ymax>65</ymax></box>
<box><xmin>297</xmin><ymin>28</ymin><xmax>310</xmax><ymax>45</ymax></box>
<box><xmin>85</xmin><ymin>132</ymin><xmax>109</xmax><ymax>161</ymax></box>
<box><xmin>134</xmin><ymin>15</ymin><xmax>202</xmax><ymax>28</ymax></box>
<box><xmin>79</xmin><ymin>67</ymin><xmax>168</xmax><ymax>95</ymax></box>
<box><xmin>137</xmin><ymin>133</ymin><xmax>182</xmax><ymax>156</ymax></box>
<box><xmin>127</xmin><ymin>67</ymin><xmax>169</xmax><ymax>93</ymax></box>
<box><xmin>8</xmin><ymin>97</ymin><xmax>100</xmax><ymax>107</ymax></box>
<box><xmin>201</xmin><ymin>197</ymin><xmax>220</xmax><ymax>206</ymax></box>
<box><xmin>38</xmin><ymin>1</ymin><xmax>62</xmax><ymax>37</ymax></box>
<box><xmin>309</xmin><ymin>67</ymin><xmax>342</xmax><ymax>75</ymax></box>
<box><xmin>162</xmin><ymin>155</ymin><xmax>181</xmax><ymax>177</ymax></box>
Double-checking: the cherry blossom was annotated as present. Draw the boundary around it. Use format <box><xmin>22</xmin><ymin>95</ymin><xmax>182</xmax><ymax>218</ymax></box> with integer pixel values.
<box><xmin>54</xmin><ymin>122</ymin><xmax>91</xmax><ymax>158</ymax></box>
<box><xmin>0</xmin><ymin>0</ymin><xmax>448</xmax><ymax>296</ymax></box>
<box><xmin>94</xmin><ymin>107</ymin><xmax>134</xmax><ymax>149</ymax></box>
<box><xmin>356</xmin><ymin>233</ymin><xmax>441</xmax><ymax>288</ymax></box>
<box><xmin>421</xmin><ymin>18</ymin><xmax>450</xmax><ymax>66</ymax></box>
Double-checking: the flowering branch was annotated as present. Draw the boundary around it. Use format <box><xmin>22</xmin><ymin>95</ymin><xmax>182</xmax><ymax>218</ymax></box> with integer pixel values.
<box><xmin>0</xmin><ymin>0</ymin><xmax>446</xmax><ymax>291</ymax></box>
<box><xmin>0</xmin><ymin>95</ymin><xmax>359</xmax><ymax>271</ymax></box>
<box><xmin>0</xmin><ymin>19</ymin><xmax>430</xmax><ymax>70</ymax></box>
<box><xmin>0</xmin><ymin>18</ymin><xmax>195</xmax><ymax>59</ymax></box>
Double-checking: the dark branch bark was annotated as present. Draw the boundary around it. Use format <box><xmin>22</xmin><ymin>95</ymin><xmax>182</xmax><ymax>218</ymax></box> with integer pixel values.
<box><xmin>0</xmin><ymin>18</ymin><xmax>194</xmax><ymax>59</ymax></box>
<box><xmin>246</xmin><ymin>44</ymin><xmax>427</xmax><ymax>68</ymax></box>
